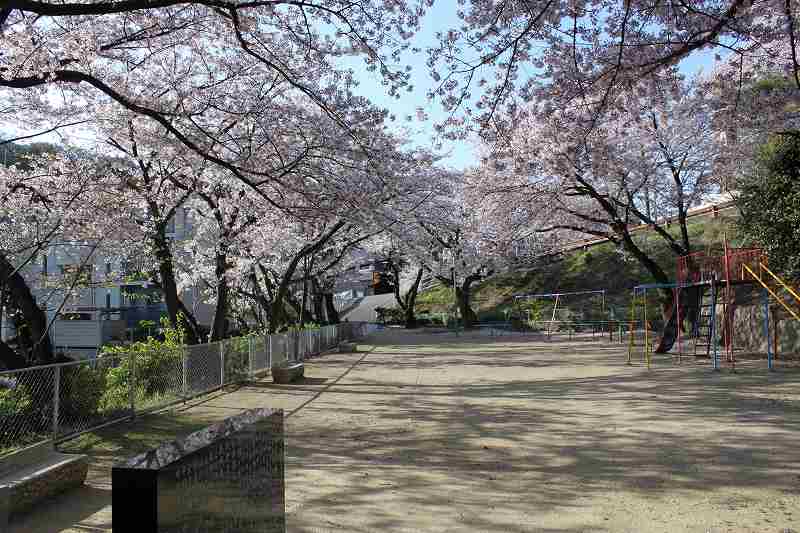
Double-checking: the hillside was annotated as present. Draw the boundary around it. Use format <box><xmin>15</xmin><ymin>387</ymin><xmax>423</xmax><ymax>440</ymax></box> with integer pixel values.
<box><xmin>416</xmin><ymin>214</ymin><xmax>739</xmax><ymax>323</ymax></box>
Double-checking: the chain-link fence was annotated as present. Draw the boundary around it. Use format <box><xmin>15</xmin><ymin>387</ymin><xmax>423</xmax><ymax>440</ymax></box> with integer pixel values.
<box><xmin>0</xmin><ymin>322</ymin><xmax>371</xmax><ymax>456</ymax></box>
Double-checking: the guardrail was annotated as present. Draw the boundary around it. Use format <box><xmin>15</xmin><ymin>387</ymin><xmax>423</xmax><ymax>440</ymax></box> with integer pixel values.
<box><xmin>0</xmin><ymin>322</ymin><xmax>370</xmax><ymax>457</ymax></box>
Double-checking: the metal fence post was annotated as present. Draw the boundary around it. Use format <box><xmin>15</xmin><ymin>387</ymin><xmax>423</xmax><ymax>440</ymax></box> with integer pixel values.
<box><xmin>219</xmin><ymin>341</ymin><xmax>225</xmax><ymax>388</ymax></box>
<box><xmin>52</xmin><ymin>366</ymin><xmax>61</xmax><ymax>446</ymax></box>
<box><xmin>248</xmin><ymin>336</ymin><xmax>254</xmax><ymax>379</ymax></box>
<box><xmin>268</xmin><ymin>333</ymin><xmax>272</xmax><ymax>369</ymax></box>
<box><xmin>129</xmin><ymin>351</ymin><xmax>136</xmax><ymax>419</ymax></box>
<box><xmin>182</xmin><ymin>348</ymin><xmax>188</xmax><ymax>399</ymax></box>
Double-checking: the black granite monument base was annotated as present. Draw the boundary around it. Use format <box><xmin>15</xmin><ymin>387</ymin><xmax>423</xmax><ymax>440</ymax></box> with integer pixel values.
<box><xmin>112</xmin><ymin>408</ymin><xmax>285</xmax><ymax>533</ymax></box>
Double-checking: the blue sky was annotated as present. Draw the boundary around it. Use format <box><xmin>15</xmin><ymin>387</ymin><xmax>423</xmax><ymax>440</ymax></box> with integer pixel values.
<box><xmin>343</xmin><ymin>5</ymin><xmax>718</xmax><ymax>171</ymax></box>
<box><xmin>338</xmin><ymin>2</ymin><xmax>472</xmax><ymax>169</ymax></box>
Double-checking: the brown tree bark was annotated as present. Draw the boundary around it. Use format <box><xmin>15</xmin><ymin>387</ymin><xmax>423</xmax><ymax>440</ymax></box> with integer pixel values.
<box><xmin>0</xmin><ymin>338</ymin><xmax>27</xmax><ymax>370</ymax></box>
<box><xmin>209</xmin><ymin>248</ymin><xmax>229</xmax><ymax>342</ymax></box>
<box><xmin>152</xmin><ymin>231</ymin><xmax>201</xmax><ymax>344</ymax></box>
<box><xmin>392</xmin><ymin>266</ymin><xmax>424</xmax><ymax>328</ymax></box>
<box><xmin>323</xmin><ymin>293</ymin><xmax>340</xmax><ymax>324</ymax></box>
<box><xmin>269</xmin><ymin>221</ymin><xmax>345</xmax><ymax>333</ymax></box>
<box><xmin>0</xmin><ymin>253</ymin><xmax>53</xmax><ymax>366</ymax></box>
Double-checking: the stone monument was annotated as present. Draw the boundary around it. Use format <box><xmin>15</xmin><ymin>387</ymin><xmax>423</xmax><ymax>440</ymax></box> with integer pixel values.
<box><xmin>112</xmin><ymin>408</ymin><xmax>285</xmax><ymax>532</ymax></box>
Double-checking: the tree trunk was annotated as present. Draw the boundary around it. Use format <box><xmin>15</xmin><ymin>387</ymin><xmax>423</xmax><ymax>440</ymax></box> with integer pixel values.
<box><xmin>323</xmin><ymin>293</ymin><xmax>340</xmax><ymax>324</ymax></box>
<box><xmin>153</xmin><ymin>233</ymin><xmax>201</xmax><ymax>344</ymax></box>
<box><xmin>209</xmin><ymin>250</ymin><xmax>229</xmax><ymax>342</ymax></box>
<box><xmin>300</xmin><ymin>268</ymin><xmax>309</xmax><ymax>328</ymax></box>
<box><xmin>402</xmin><ymin>267</ymin><xmax>424</xmax><ymax>329</ymax></box>
<box><xmin>311</xmin><ymin>279</ymin><xmax>325</xmax><ymax>324</ymax></box>
<box><xmin>268</xmin><ymin>221</ymin><xmax>345</xmax><ymax>332</ymax></box>
<box><xmin>616</xmin><ymin>228</ymin><xmax>675</xmax><ymax>320</ymax></box>
<box><xmin>0</xmin><ymin>253</ymin><xmax>53</xmax><ymax>365</ymax></box>
<box><xmin>456</xmin><ymin>285</ymin><xmax>478</xmax><ymax>329</ymax></box>
<box><xmin>434</xmin><ymin>272</ymin><xmax>481</xmax><ymax>329</ymax></box>
<box><xmin>0</xmin><ymin>338</ymin><xmax>27</xmax><ymax>370</ymax></box>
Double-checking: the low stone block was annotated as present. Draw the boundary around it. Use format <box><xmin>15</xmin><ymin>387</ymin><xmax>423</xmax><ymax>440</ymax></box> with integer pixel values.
<box><xmin>0</xmin><ymin>442</ymin><xmax>89</xmax><ymax>524</ymax></box>
<box><xmin>338</xmin><ymin>342</ymin><xmax>358</xmax><ymax>353</ymax></box>
<box><xmin>272</xmin><ymin>363</ymin><xmax>304</xmax><ymax>384</ymax></box>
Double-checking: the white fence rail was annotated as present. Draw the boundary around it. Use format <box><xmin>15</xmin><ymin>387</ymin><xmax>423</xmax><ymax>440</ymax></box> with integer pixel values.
<box><xmin>0</xmin><ymin>322</ymin><xmax>372</xmax><ymax>456</ymax></box>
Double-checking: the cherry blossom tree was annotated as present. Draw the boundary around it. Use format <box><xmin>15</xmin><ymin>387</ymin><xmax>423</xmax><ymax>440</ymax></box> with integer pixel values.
<box><xmin>427</xmin><ymin>0</ymin><xmax>796</xmax><ymax>141</ymax></box>
<box><xmin>470</xmin><ymin>79</ymin><xmax>720</xmax><ymax>319</ymax></box>
<box><xmin>0</xmin><ymin>148</ymin><xmax>130</xmax><ymax>367</ymax></box>
<box><xmin>706</xmin><ymin>42</ymin><xmax>800</xmax><ymax>186</ymax></box>
<box><xmin>0</xmin><ymin>0</ymin><xmax>425</xmax><ymax>201</ymax></box>
<box><xmin>98</xmin><ymin>118</ymin><xmax>208</xmax><ymax>344</ymax></box>
<box><xmin>396</xmin><ymin>167</ymin><xmax>545</xmax><ymax>328</ymax></box>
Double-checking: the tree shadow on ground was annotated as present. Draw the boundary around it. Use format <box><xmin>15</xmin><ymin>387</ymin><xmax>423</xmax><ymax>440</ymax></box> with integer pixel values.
<box><xmin>11</xmin><ymin>333</ymin><xmax>800</xmax><ymax>532</ymax></box>
<box><xmin>8</xmin><ymin>486</ymin><xmax>110</xmax><ymax>533</ymax></box>
<box><xmin>282</xmin><ymin>335</ymin><xmax>800</xmax><ymax>532</ymax></box>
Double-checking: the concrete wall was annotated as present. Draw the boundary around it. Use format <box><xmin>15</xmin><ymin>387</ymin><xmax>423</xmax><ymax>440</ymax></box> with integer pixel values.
<box><xmin>725</xmin><ymin>285</ymin><xmax>800</xmax><ymax>356</ymax></box>
<box><xmin>50</xmin><ymin>319</ymin><xmax>126</xmax><ymax>358</ymax></box>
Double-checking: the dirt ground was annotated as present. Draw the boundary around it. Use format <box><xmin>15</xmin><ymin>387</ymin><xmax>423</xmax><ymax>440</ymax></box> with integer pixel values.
<box><xmin>8</xmin><ymin>329</ymin><xmax>800</xmax><ymax>533</ymax></box>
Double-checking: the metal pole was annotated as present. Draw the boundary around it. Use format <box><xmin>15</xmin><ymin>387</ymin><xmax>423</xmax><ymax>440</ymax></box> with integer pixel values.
<box><xmin>52</xmin><ymin>366</ymin><xmax>61</xmax><ymax>446</ymax></box>
<box><xmin>219</xmin><ymin>341</ymin><xmax>225</xmax><ymax>388</ymax></box>
<box><xmin>248</xmin><ymin>336</ymin><xmax>254</xmax><ymax>378</ymax></box>
<box><xmin>182</xmin><ymin>348</ymin><xmax>188</xmax><ymax>399</ymax></box>
<box><xmin>267</xmin><ymin>333</ymin><xmax>272</xmax><ymax>369</ymax></box>
<box><xmin>644</xmin><ymin>289</ymin><xmax>649</xmax><ymax>367</ymax></box>
<box><xmin>129</xmin><ymin>351</ymin><xmax>136</xmax><ymax>418</ymax></box>
<box><xmin>763</xmin><ymin>289</ymin><xmax>773</xmax><ymax>371</ymax></box>
<box><xmin>711</xmin><ymin>280</ymin><xmax>719</xmax><ymax>371</ymax></box>
<box><xmin>676</xmin><ymin>286</ymin><xmax>682</xmax><ymax>364</ymax></box>
<box><xmin>627</xmin><ymin>289</ymin><xmax>636</xmax><ymax>364</ymax></box>
<box><xmin>549</xmin><ymin>295</ymin><xmax>559</xmax><ymax>337</ymax></box>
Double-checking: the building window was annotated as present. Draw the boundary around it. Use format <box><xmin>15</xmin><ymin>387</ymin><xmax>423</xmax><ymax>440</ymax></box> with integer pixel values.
<box><xmin>59</xmin><ymin>264</ymin><xmax>92</xmax><ymax>285</ymax></box>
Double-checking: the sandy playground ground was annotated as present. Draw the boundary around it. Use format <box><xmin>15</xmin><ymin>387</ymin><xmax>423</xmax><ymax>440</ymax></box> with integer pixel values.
<box><xmin>9</xmin><ymin>328</ymin><xmax>800</xmax><ymax>533</ymax></box>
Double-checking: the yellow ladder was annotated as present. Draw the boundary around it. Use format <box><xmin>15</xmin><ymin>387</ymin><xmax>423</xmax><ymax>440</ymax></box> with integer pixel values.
<box><xmin>742</xmin><ymin>263</ymin><xmax>800</xmax><ymax>322</ymax></box>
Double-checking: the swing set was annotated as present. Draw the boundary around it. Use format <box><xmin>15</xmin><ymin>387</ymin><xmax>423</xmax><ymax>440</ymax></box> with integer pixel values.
<box><xmin>512</xmin><ymin>289</ymin><xmax>609</xmax><ymax>335</ymax></box>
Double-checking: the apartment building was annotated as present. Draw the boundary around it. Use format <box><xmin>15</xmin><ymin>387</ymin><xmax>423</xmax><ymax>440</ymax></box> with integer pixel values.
<box><xmin>1</xmin><ymin>208</ymin><xmax>213</xmax><ymax>358</ymax></box>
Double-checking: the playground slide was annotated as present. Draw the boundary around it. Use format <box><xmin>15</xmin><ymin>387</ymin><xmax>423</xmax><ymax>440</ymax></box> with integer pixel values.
<box><xmin>654</xmin><ymin>286</ymin><xmax>703</xmax><ymax>354</ymax></box>
<box><xmin>654</xmin><ymin>310</ymin><xmax>678</xmax><ymax>353</ymax></box>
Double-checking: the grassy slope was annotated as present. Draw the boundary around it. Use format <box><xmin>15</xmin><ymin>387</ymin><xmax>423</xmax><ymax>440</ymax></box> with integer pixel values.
<box><xmin>417</xmin><ymin>215</ymin><xmax>740</xmax><ymax>322</ymax></box>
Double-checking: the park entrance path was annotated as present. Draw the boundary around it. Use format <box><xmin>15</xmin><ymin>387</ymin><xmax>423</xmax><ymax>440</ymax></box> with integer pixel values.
<box><xmin>10</xmin><ymin>329</ymin><xmax>800</xmax><ymax>532</ymax></box>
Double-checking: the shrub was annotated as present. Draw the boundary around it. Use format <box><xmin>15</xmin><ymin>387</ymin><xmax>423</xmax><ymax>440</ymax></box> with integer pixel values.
<box><xmin>100</xmin><ymin>316</ymin><xmax>185</xmax><ymax>408</ymax></box>
<box><xmin>0</xmin><ymin>385</ymin><xmax>31</xmax><ymax>417</ymax></box>
<box><xmin>223</xmin><ymin>336</ymin><xmax>250</xmax><ymax>382</ymax></box>
<box><xmin>59</xmin><ymin>364</ymin><xmax>105</xmax><ymax>421</ymax></box>
<box><xmin>375</xmin><ymin>307</ymin><xmax>404</xmax><ymax>324</ymax></box>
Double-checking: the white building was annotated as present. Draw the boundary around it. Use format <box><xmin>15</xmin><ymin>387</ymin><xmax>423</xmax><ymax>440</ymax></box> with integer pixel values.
<box><xmin>1</xmin><ymin>208</ymin><xmax>214</xmax><ymax>359</ymax></box>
